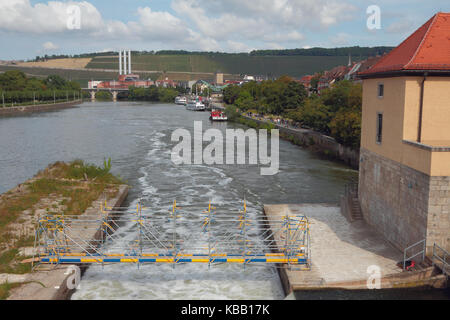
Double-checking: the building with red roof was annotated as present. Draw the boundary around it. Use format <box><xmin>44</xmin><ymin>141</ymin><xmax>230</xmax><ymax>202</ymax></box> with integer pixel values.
<box><xmin>360</xmin><ymin>12</ymin><xmax>450</xmax><ymax>77</ymax></box>
<box><xmin>358</xmin><ymin>13</ymin><xmax>450</xmax><ymax>254</ymax></box>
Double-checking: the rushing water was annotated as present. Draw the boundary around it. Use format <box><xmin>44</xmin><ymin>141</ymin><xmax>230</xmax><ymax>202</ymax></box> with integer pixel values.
<box><xmin>0</xmin><ymin>101</ymin><xmax>358</xmax><ymax>300</ymax></box>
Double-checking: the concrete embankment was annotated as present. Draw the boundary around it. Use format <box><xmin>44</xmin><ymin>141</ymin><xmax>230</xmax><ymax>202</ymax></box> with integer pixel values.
<box><xmin>0</xmin><ymin>99</ymin><xmax>82</xmax><ymax>117</ymax></box>
<box><xmin>6</xmin><ymin>185</ymin><xmax>129</xmax><ymax>300</ymax></box>
<box><xmin>244</xmin><ymin>116</ymin><xmax>360</xmax><ymax>169</ymax></box>
<box><xmin>263</xmin><ymin>204</ymin><xmax>447</xmax><ymax>297</ymax></box>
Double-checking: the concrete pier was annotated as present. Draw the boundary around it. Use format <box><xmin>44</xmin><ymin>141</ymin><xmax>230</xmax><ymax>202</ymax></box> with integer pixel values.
<box><xmin>264</xmin><ymin>204</ymin><xmax>447</xmax><ymax>294</ymax></box>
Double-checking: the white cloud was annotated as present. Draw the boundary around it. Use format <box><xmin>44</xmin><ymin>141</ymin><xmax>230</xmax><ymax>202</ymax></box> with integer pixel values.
<box><xmin>0</xmin><ymin>0</ymin><xmax>359</xmax><ymax>54</ymax></box>
<box><xmin>226</xmin><ymin>40</ymin><xmax>254</xmax><ymax>53</ymax></box>
<box><xmin>42</xmin><ymin>41</ymin><xmax>58</xmax><ymax>50</ymax></box>
<box><xmin>386</xmin><ymin>19</ymin><xmax>414</xmax><ymax>34</ymax></box>
<box><xmin>0</xmin><ymin>0</ymin><xmax>103</xmax><ymax>34</ymax></box>
<box><xmin>170</xmin><ymin>0</ymin><xmax>356</xmax><ymax>47</ymax></box>
<box><xmin>262</xmin><ymin>31</ymin><xmax>305</xmax><ymax>43</ymax></box>
<box><xmin>330</xmin><ymin>33</ymin><xmax>351</xmax><ymax>46</ymax></box>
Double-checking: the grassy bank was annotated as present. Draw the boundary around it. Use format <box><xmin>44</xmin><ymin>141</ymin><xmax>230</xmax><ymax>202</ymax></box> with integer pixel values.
<box><xmin>0</xmin><ymin>160</ymin><xmax>124</xmax><ymax>299</ymax></box>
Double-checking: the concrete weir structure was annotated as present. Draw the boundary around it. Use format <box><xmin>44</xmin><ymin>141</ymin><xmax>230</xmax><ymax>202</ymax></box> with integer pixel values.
<box><xmin>264</xmin><ymin>204</ymin><xmax>447</xmax><ymax>294</ymax></box>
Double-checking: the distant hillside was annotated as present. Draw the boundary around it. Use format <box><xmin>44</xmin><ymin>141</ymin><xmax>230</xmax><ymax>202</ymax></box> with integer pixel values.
<box><xmin>87</xmin><ymin>54</ymin><xmax>354</xmax><ymax>78</ymax></box>
<box><xmin>17</xmin><ymin>58</ymin><xmax>92</xmax><ymax>69</ymax></box>
<box><xmin>249</xmin><ymin>46</ymin><xmax>393</xmax><ymax>56</ymax></box>
<box><xmin>11</xmin><ymin>46</ymin><xmax>393</xmax><ymax>82</ymax></box>
<box><xmin>0</xmin><ymin>65</ymin><xmax>160</xmax><ymax>87</ymax></box>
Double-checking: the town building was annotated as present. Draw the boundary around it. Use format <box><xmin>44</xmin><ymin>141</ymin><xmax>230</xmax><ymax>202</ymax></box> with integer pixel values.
<box><xmin>358</xmin><ymin>12</ymin><xmax>450</xmax><ymax>253</ymax></box>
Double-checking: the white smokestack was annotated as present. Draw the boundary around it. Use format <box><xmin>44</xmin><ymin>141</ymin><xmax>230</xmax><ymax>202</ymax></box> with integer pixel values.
<box><xmin>128</xmin><ymin>50</ymin><xmax>132</xmax><ymax>74</ymax></box>
<box><xmin>123</xmin><ymin>50</ymin><xmax>127</xmax><ymax>75</ymax></box>
<box><xmin>119</xmin><ymin>50</ymin><xmax>122</xmax><ymax>75</ymax></box>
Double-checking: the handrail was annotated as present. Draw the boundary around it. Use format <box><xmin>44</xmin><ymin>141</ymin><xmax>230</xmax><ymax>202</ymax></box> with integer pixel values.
<box><xmin>403</xmin><ymin>239</ymin><xmax>426</xmax><ymax>270</ymax></box>
<box><xmin>432</xmin><ymin>243</ymin><xmax>449</xmax><ymax>277</ymax></box>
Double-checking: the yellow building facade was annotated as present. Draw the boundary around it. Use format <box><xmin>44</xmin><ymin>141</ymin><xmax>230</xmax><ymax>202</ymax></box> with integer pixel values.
<box><xmin>358</xmin><ymin>13</ymin><xmax>450</xmax><ymax>253</ymax></box>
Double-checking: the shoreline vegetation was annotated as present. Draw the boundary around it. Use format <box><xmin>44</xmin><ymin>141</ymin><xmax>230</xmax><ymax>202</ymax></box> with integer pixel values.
<box><xmin>0</xmin><ymin>71</ymin><xmax>84</xmax><ymax>108</ymax></box>
<box><xmin>0</xmin><ymin>160</ymin><xmax>124</xmax><ymax>299</ymax></box>
<box><xmin>225</xmin><ymin>106</ymin><xmax>356</xmax><ymax>166</ymax></box>
<box><xmin>96</xmin><ymin>85</ymin><xmax>188</xmax><ymax>103</ymax></box>
<box><xmin>223</xmin><ymin>76</ymin><xmax>362</xmax><ymax>151</ymax></box>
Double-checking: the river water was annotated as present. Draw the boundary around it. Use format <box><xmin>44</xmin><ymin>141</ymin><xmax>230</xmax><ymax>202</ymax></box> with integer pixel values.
<box><xmin>0</xmin><ymin>101</ymin><xmax>359</xmax><ymax>299</ymax></box>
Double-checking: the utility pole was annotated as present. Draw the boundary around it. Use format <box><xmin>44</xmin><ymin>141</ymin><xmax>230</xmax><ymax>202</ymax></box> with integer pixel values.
<box><xmin>2</xmin><ymin>92</ymin><xmax>4</xmax><ymax>108</ymax></box>
<box><xmin>53</xmin><ymin>91</ymin><xmax>56</xmax><ymax>104</ymax></box>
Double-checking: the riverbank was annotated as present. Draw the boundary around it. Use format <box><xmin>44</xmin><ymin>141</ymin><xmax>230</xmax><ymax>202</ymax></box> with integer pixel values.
<box><xmin>0</xmin><ymin>99</ymin><xmax>82</xmax><ymax>117</ymax></box>
<box><xmin>263</xmin><ymin>204</ymin><xmax>448</xmax><ymax>297</ymax></box>
<box><xmin>0</xmin><ymin>161</ymin><xmax>128</xmax><ymax>300</ymax></box>
<box><xmin>242</xmin><ymin>115</ymin><xmax>359</xmax><ymax>169</ymax></box>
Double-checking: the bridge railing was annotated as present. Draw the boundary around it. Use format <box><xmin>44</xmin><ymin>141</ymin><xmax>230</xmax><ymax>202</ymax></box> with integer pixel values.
<box><xmin>33</xmin><ymin>201</ymin><xmax>311</xmax><ymax>270</ymax></box>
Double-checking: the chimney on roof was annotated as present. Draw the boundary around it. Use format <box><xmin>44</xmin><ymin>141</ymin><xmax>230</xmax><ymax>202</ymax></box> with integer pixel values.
<box><xmin>348</xmin><ymin>53</ymin><xmax>352</xmax><ymax>67</ymax></box>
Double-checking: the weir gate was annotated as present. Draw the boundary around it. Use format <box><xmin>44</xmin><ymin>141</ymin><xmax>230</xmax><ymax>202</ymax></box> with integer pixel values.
<box><xmin>33</xmin><ymin>201</ymin><xmax>311</xmax><ymax>270</ymax></box>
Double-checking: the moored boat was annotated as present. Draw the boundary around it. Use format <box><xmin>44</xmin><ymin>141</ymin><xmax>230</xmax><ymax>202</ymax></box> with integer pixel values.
<box><xmin>209</xmin><ymin>109</ymin><xmax>228</xmax><ymax>121</ymax></box>
<box><xmin>186</xmin><ymin>100</ymin><xmax>206</xmax><ymax>111</ymax></box>
<box><xmin>175</xmin><ymin>96</ymin><xmax>187</xmax><ymax>105</ymax></box>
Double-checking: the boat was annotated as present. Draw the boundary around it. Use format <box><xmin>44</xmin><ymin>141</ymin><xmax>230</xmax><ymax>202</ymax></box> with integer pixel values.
<box><xmin>186</xmin><ymin>100</ymin><xmax>206</xmax><ymax>111</ymax></box>
<box><xmin>175</xmin><ymin>96</ymin><xmax>187</xmax><ymax>105</ymax></box>
<box><xmin>209</xmin><ymin>109</ymin><xmax>228</xmax><ymax>121</ymax></box>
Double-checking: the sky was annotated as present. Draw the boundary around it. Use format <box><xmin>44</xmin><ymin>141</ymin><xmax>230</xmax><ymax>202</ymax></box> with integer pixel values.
<box><xmin>0</xmin><ymin>0</ymin><xmax>449</xmax><ymax>60</ymax></box>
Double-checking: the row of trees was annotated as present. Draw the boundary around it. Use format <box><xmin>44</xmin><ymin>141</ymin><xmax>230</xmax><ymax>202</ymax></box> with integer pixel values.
<box><xmin>224</xmin><ymin>77</ymin><xmax>362</xmax><ymax>149</ymax></box>
<box><xmin>127</xmin><ymin>86</ymin><xmax>186</xmax><ymax>103</ymax></box>
<box><xmin>0</xmin><ymin>71</ymin><xmax>81</xmax><ymax>91</ymax></box>
<box><xmin>0</xmin><ymin>71</ymin><xmax>82</xmax><ymax>106</ymax></box>
<box><xmin>1</xmin><ymin>90</ymin><xmax>82</xmax><ymax>105</ymax></box>
<box><xmin>249</xmin><ymin>46</ymin><xmax>393</xmax><ymax>57</ymax></box>
<box><xmin>224</xmin><ymin>76</ymin><xmax>309</xmax><ymax>115</ymax></box>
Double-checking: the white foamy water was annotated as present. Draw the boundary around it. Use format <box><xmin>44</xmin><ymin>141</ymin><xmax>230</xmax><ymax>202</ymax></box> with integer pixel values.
<box><xmin>72</xmin><ymin>124</ymin><xmax>285</xmax><ymax>300</ymax></box>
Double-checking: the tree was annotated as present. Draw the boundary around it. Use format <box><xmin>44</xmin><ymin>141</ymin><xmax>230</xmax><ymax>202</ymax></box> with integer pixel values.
<box><xmin>329</xmin><ymin>108</ymin><xmax>361</xmax><ymax>149</ymax></box>
<box><xmin>296</xmin><ymin>98</ymin><xmax>331</xmax><ymax>134</ymax></box>
<box><xmin>95</xmin><ymin>91</ymin><xmax>112</xmax><ymax>101</ymax></box>
<box><xmin>321</xmin><ymin>80</ymin><xmax>361</xmax><ymax>112</ymax></box>
<box><xmin>0</xmin><ymin>70</ymin><xmax>28</xmax><ymax>91</ymax></box>
<box><xmin>223</xmin><ymin>85</ymin><xmax>241</xmax><ymax>104</ymax></box>
<box><xmin>44</xmin><ymin>75</ymin><xmax>67</xmax><ymax>90</ymax></box>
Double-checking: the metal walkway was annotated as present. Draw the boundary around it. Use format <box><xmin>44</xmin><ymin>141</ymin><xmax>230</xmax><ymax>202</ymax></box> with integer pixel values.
<box><xmin>33</xmin><ymin>200</ymin><xmax>311</xmax><ymax>270</ymax></box>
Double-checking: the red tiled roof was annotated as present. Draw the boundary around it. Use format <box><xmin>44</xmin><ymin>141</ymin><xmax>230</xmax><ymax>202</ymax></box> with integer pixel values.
<box><xmin>361</xmin><ymin>12</ymin><xmax>450</xmax><ymax>76</ymax></box>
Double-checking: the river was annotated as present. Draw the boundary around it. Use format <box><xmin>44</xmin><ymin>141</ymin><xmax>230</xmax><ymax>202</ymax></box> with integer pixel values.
<box><xmin>0</xmin><ymin>101</ymin><xmax>359</xmax><ymax>299</ymax></box>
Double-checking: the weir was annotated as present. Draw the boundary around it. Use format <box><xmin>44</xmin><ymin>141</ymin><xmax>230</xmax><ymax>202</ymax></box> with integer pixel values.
<box><xmin>33</xmin><ymin>200</ymin><xmax>311</xmax><ymax>270</ymax></box>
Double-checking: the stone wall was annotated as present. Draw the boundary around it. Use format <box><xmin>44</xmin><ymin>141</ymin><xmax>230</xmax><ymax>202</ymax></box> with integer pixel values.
<box><xmin>359</xmin><ymin>148</ymin><xmax>449</xmax><ymax>253</ymax></box>
<box><xmin>427</xmin><ymin>177</ymin><xmax>450</xmax><ymax>252</ymax></box>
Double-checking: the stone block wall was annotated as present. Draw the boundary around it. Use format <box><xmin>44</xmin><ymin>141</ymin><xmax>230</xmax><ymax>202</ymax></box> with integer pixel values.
<box><xmin>427</xmin><ymin>177</ymin><xmax>450</xmax><ymax>252</ymax></box>
<box><xmin>359</xmin><ymin>148</ymin><xmax>449</xmax><ymax>253</ymax></box>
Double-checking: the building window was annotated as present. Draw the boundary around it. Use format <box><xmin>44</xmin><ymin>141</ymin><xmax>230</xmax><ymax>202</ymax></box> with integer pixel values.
<box><xmin>378</xmin><ymin>83</ymin><xmax>384</xmax><ymax>98</ymax></box>
<box><xmin>376</xmin><ymin>113</ymin><xmax>383</xmax><ymax>144</ymax></box>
